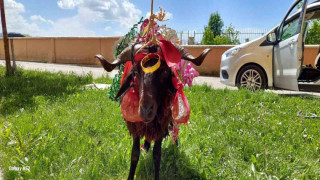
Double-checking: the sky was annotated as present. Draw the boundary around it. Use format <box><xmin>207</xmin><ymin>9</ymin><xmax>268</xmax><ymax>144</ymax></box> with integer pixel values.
<box><xmin>1</xmin><ymin>0</ymin><xmax>318</xmax><ymax>37</ymax></box>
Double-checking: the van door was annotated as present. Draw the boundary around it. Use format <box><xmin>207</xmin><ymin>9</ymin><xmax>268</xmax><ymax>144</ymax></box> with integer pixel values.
<box><xmin>273</xmin><ymin>0</ymin><xmax>308</xmax><ymax>91</ymax></box>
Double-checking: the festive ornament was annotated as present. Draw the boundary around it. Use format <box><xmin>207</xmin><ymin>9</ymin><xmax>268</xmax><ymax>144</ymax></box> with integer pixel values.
<box><xmin>109</xmin><ymin>17</ymin><xmax>144</xmax><ymax>102</ymax></box>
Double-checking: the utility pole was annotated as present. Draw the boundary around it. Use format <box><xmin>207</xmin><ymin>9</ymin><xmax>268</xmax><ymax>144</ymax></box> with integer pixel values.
<box><xmin>0</xmin><ymin>0</ymin><xmax>12</xmax><ymax>74</ymax></box>
<box><xmin>10</xmin><ymin>39</ymin><xmax>16</xmax><ymax>70</ymax></box>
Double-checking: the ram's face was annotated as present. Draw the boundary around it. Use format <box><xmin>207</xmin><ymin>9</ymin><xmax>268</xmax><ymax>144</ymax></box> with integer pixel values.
<box><xmin>134</xmin><ymin>59</ymin><xmax>173</xmax><ymax>123</ymax></box>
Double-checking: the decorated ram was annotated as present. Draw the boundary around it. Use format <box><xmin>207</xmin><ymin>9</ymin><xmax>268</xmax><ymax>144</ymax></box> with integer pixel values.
<box><xmin>95</xmin><ymin>2</ymin><xmax>211</xmax><ymax>180</ymax></box>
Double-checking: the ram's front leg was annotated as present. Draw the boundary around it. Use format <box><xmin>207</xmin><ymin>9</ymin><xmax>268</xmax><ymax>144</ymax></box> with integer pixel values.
<box><xmin>153</xmin><ymin>138</ymin><xmax>163</xmax><ymax>180</ymax></box>
<box><xmin>128</xmin><ymin>137</ymin><xmax>140</xmax><ymax>180</ymax></box>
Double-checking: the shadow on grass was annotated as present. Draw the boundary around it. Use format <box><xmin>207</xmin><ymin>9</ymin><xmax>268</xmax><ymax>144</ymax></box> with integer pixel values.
<box><xmin>136</xmin><ymin>143</ymin><xmax>205</xmax><ymax>180</ymax></box>
<box><xmin>0</xmin><ymin>68</ymin><xmax>92</xmax><ymax>116</ymax></box>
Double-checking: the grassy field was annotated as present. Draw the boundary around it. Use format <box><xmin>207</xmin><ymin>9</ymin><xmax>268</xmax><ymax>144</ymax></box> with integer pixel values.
<box><xmin>0</xmin><ymin>66</ymin><xmax>319</xmax><ymax>179</ymax></box>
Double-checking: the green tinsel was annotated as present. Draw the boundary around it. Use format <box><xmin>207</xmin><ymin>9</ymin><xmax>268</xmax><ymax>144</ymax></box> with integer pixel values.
<box><xmin>109</xmin><ymin>17</ymin><xmax>144</xmax><ymax>102</ymax></box>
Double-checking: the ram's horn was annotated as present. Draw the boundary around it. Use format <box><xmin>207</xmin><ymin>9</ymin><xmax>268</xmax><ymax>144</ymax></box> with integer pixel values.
<box><xmin>95</xmin><ymin>45</ymin><xmax>133</xmax><ymax>72</ymax></box>
<box><xmin>173</xmin><ymin>44</ymin><xmax>212</xmax><ymax>66</ymax></box>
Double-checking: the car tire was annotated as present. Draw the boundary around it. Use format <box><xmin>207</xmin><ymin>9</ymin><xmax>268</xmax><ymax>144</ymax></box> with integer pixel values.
<box><xmin>236</xmin><ymin>64</ymin><xmax>267</xmax><ymax>91</ymax></box>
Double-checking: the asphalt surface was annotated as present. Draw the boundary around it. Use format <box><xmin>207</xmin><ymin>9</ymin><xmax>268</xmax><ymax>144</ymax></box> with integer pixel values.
<box><xmin>0</xmin><ymin>60</ymin><xmax>234</xmax><ymax>87</ymax></box>
<box><xmin>0</xmin><ymin>60</ymin><xmax>117</xmax><ymax>79</ymax></box>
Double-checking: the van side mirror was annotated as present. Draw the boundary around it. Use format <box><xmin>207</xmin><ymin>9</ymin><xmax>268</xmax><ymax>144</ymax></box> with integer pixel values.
<box><xmin>267</xmin><ymin>32</ymin><xmax>277</xmax><ymax>43</ymax></box>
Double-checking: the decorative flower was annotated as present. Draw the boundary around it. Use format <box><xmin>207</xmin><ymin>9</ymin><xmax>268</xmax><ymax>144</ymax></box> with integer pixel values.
<box><xmin>137</xmin><ymin>18</ymin><xmax>159</xmax><ymax>43</ymax></box>
<box><xmin>140</xmin><ymin>19</ymin><xmax>150</xmax><ymax>32</ymax></box>
<box><xmin>175</xmin><ymin>59</ymin><xmax>200</xmax><ymax>87</ymax></box>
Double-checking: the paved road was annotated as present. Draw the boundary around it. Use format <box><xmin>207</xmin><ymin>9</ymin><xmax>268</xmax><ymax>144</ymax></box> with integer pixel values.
<box><xmin>0</xmin><ymin>60</ymin><xmax>117</xmax><ymax>79</ymax></box>
<box><xmin>1</xmin><ymin>60</ymin><xmax>319</xmax><ymax>98</ymax></box>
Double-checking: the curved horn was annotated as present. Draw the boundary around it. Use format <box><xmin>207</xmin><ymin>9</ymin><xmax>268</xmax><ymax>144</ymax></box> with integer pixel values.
<box><xmin>95</xmin><ymin>45</ymin><xmax>133</xmax><ymax>72</ymax></box>
<box><xmin>173</xmin><ymin>44</ymin><xmax>212</xmax><ymax>66</ymax></box>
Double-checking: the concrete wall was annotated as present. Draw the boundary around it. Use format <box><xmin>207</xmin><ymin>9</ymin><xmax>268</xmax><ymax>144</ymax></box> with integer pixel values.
<box><xmin>0</xmin><ymin>37</ymin><xmax>318</xmax><ymax>75</ymax></box>
<box><xmin>304</xmin><ymin>45</ymin><xmax>319</xmax><ymax>67</ymax></box>
<box><xmin>183</xmin><ymin>45</ymin><xmax>234</xmax><ymax>75</ymax></box>
<box><xmin>0</xmin><ymin>37</ymin><xmax>120</xmax><ymax>66</ymax></box>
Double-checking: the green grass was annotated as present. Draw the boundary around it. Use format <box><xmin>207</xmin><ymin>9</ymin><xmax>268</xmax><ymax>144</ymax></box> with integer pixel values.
<box><xmin>93</xmin><ymin>74</ymin><xmax>113</xmax><ymax>84</ymax></box>
<box><xmin>0</xmin><ymin>66</ymin><xmax>319</xmax><ymax>179</ymax></box>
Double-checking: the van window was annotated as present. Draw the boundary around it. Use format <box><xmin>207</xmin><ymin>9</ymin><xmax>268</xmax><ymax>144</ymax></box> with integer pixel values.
<box><xmin>281</xmin><ymin>18</ymin><xmax>299</xmax><ymax>41</ymax></box>
<box><xmin>278</xmin><ymin>1</ymin><xmax>306</xmax><ymax>41</ymax></box>
<box><xmin>287</xmin><ymin>2</ymin><xmax>303</xmax><ymax>19</ymax></box>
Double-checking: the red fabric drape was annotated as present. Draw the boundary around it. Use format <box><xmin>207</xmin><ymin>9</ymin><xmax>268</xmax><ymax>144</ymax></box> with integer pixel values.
<box><xmin>119</xmin><ymin>39</ymin><xmax>190</xmax><ymax>124</ymax></box>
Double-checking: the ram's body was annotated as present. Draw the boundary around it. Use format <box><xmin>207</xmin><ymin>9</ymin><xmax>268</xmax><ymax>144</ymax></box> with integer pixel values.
<box><xmin>96</xmin><ymin>43</ymin><xmax>211</xmax><ymax>180</ymax></box>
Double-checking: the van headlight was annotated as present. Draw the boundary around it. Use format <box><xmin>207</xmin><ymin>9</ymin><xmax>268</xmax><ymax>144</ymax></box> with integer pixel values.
<box><xmin>224</xmin><ymin>47</ymin><xmax>241</xmax><ymax>58</ymax></box>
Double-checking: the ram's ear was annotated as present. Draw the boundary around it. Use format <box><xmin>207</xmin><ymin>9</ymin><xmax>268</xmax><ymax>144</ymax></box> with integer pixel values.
<box><xmin>115</xmin><ymin>71</ymin><xmax>133</xmax><ymax>99</ymax></box>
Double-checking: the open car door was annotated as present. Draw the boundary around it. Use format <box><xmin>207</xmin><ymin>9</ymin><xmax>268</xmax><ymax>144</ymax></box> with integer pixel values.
<box><xmin>273</xmin><ymin>0</ymin><xmax>308</xmax><ymax>91</ymax></box>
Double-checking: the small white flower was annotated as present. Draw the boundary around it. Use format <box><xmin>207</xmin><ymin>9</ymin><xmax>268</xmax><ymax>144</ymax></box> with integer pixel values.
<box><xmin>303</xmin><ymin>134</ymin><xmax>308</xmax><ymax>138</ymax></box>
<box><xmin>7</xmin><ymin>141</ymin><xmax>16</xmax><ymax>145</ymax></box>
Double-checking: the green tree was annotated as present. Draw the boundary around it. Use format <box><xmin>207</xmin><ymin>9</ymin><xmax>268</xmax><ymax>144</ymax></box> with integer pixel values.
<box><xmin>202</xmin><ymin>27</ymin><xmax>215</xmax><ymax>45</ymax></box>
<box><xmin>202</xmin><ymin>15</ymin><xmax>240</xmax><ymax>45</ymax></box>
<box><xmin>208</xmin><ymin>12</ymin><xmax>224</xmax><ymax>37</ymax></box>
<box><xmin>297</xmin><ymin>2</ymin><xmax>303</xmax><ymax>9</ymax></box>
<box><xmin>224</xmin><ymin>24</ymin><xmax>240</xmax><ymax>44</ymax></box>
<box><xmin>211</xmin><ymin>35</ymin><xmax>229</xmax><ymax>45</ymax></box>
<box><xmin>306</xmin><ymin>19</ymin><xmax>320</xmax><ymax>45</ymax></box>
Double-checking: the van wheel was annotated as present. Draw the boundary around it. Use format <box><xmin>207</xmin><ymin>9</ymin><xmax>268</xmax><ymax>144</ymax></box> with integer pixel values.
<box><xmin>236</xmin><ymin>65</ymin><xmax>267</xmax><ymax>91</ymax></box>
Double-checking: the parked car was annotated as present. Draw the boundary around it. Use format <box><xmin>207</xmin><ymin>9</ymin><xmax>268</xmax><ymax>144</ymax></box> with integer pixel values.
<box><xmin>220</xmin><ymin>0</ymin><xmax>320</xmax><ymax>92</ymax></box>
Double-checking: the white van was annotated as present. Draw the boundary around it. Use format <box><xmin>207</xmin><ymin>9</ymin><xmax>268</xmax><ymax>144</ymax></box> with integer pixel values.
<box><xmin>220</xmin><ymin>0</ymin><xmax>320</xmax><ymax>92</ymax></box>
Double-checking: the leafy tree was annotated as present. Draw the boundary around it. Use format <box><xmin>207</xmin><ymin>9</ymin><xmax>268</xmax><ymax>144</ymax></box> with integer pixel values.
<box><xmin>306</xmin><ymin>19</ymin><xmax>320</xmax><ymax>45</ymax></box>
<box><xmin>224</xmin><ymin>24</ymin><xmax>240</xmax><ymax>45</ymax></box>
<box><xmin>208</xmin><ymin>12</ymin><xmax>224</xmax><ymax>37</ymax></box>
<box><xmin>297</xmin><ymin>2</ymin><xmax>303</xmax><ymax>9</ymax></box>
<box><xmin>202</xmin><ymin>14</ymin><xmax>240</xmax><ymax>45</ymax></box>
<box><xmin>211</xmin><ymin>35</ymin><xmax>229</xmax><ymax>45</ymax></box>
<box><xmin>202</xmin><ymin>27</ymin><xmax>215</xmax><ymax>45</ymax></box>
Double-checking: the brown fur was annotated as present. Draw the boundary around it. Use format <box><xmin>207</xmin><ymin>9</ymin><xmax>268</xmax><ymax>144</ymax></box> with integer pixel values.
<box><xmin>95</xmin><ymin>44</ymin><xmax>211</xmax><ymax>180</ymax></box>
<box><xmin>123</xmin><ymin>57</ymin><xmax>175</xmax><ymax>143</ymax></box>
<box><xmin>125</xmin><ymin>58</ymin><xmax>175</xmax><ymax>180</ymax></box>
<box><xmin>126</xmin><ymin>90</ymin><xmax>173</xmax><ymax>141</ymax></box>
